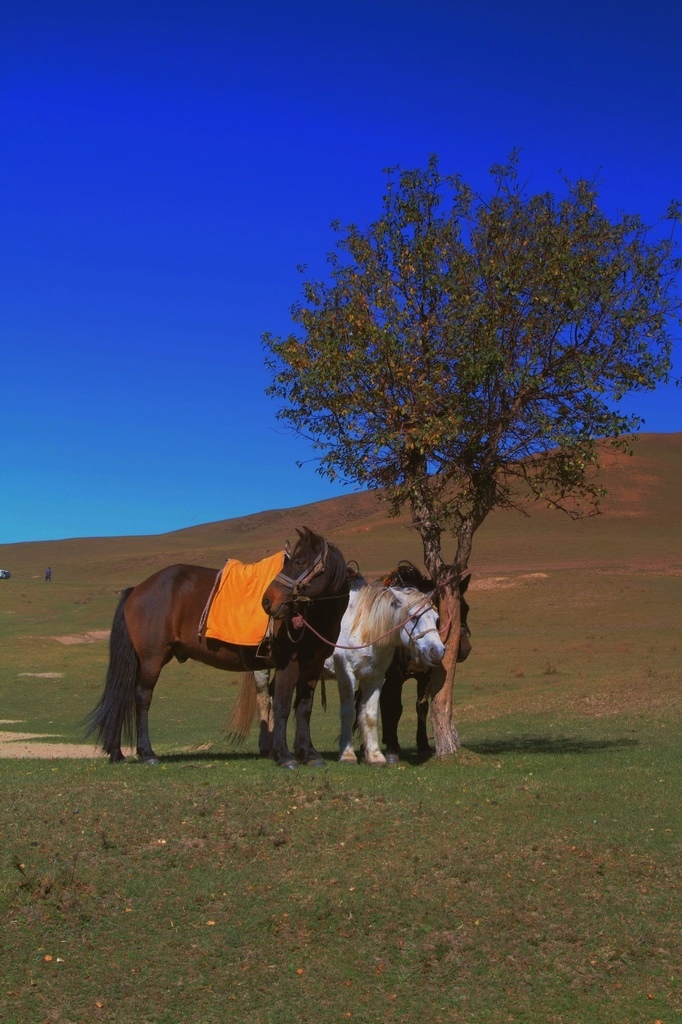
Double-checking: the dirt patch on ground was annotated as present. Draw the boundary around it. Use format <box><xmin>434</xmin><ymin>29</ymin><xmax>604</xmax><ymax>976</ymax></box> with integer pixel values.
<box><xmin>0</xmin><ymin>719</ymin><xmax>134</xmax><ymax>759</ymax></box>
<box><xmin>51</xmin><ymin>630</ymin><xmax>110</xmax><ymax>645</ymax></box>
<box><xmin>0</xmin><ymin>731</ymin><xmax>106</xmax><ymax>758</ymax></box>
<box><xmin>471</xmin><ymin>573</ymin><xmax>549</xmax><ymax>591</ymax></box>
<box><xmin>18</xmin><ymin>672</ymin><xmax>65</xmax><ymax>679</ymax></box>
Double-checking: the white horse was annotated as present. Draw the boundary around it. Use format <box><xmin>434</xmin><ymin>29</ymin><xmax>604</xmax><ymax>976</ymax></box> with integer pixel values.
<box><xmin>327</xmin><ymin>581</ymin><xmax>445</xmax><ymax>766</ymax></box>
<box><xmin>230</xmin><ymin>581</ymin><xmax>444</xmax><ymax>765</ymax></box>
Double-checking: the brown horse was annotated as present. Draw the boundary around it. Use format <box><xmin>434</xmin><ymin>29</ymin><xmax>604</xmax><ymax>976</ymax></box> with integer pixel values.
<box><xmin>379</xmin><ymin>562</ymin><xmax>472</xmax><ymax>763</ymax></box>
<box><xmin>86</xmin><ymin>528</ymin><xmax>349</xmax><ymax>768</ymax></box>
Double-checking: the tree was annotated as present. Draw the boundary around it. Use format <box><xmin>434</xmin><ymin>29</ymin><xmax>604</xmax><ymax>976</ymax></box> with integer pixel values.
<box><xmin>263</xmin><ymin>155</ymin><xmax>681</xmax><ymax>756</ymax></box>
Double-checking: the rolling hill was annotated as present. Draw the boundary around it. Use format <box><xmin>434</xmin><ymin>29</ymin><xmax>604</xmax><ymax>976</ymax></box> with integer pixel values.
<box><xmin>1</xmin><ymin>432</ymin><xmax>680</xmax><ymax>589</ymax></box>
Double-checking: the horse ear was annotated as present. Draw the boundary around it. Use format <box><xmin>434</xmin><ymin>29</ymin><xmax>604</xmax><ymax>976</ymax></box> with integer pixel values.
<box><xmin>295</xmin><ymin>527</ymin><xmax>309</xmax><ymax>550</ymax></box>
<box><xmin>346</xmin><ymin>560</ymin><xmax>362</xmax><ymax>582</ymax></box>
<box><xmin>460</xmin><ymin>573</ymin><xmax>471</xmax><ymax>594</ymax></box>
<box><xmin>299</xmin><ymin>526</ymin><xmax>323</xmax><ymax>550</ymax></box>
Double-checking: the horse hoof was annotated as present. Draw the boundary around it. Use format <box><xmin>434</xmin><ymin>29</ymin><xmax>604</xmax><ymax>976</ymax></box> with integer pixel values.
<box><xmin>140</xmin><ymin>756</ymin><xmax>160</xmax><ymax>766</ymax></box>
<box><xmin>277</xmin><ymin>759</ymin><xmax>298</xmax><ymax>770</ymax></box>
<box><xmin>306</xmin><ymin>756</ymin><xmax>326</xmax><ymax>768</ymax></box>
<box><xmin>384</xmin><ymin>753</ymin><xmax>400</xmax><ymax>766</ymax></box>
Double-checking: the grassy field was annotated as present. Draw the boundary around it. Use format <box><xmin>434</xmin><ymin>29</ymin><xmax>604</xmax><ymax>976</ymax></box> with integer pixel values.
<box><xmin>0</xmin><ymin>434</ymin><xmax>680</xmax><ymax>1023</ymax></box>
<box><xmin>0</xmin><ymin>719</ymin><xmax>679</xmax><ymax>1024</ymax></box>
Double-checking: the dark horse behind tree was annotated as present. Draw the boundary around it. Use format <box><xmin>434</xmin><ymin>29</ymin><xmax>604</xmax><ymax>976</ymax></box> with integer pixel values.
<box><xmin>379</xmin><ymin>562</ymin><xmax>472</xmax><ymax>763</ymax></box>
<box><xmin>86</xmin><ymin>528</ymin><xmax>349</xmax><ymax>769</ymax></box>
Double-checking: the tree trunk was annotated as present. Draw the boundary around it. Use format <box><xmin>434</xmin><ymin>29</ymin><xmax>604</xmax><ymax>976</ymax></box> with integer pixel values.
<box><xmin>411</xmin><ymin>491</ymin><xmax>473</xmax><ymax>758</ymax></box>
<box><xmin>428</xmin><ymin>582</ymin><xmax>462</xmax><ymax>756</ymax></box>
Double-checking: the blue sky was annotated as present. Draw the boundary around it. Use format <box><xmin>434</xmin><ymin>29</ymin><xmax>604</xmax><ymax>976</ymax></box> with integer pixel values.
<box><xmin>2</xmin><ymin>0</ymin><xmax>680</xmax><ymax>544</ymax></box>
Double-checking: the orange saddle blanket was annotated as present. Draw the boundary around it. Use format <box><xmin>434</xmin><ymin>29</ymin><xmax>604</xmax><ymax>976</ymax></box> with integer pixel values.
<box><xmin>203</xmin><ymin>550</ymin><xmax>286</xmax><ymax>646</ymax></box>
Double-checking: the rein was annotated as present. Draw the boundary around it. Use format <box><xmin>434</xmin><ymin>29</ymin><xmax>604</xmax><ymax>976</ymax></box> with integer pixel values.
<box><xmin>290</xmin><ymin>592</ymin><xmax>439</xmax><ymax>651</ymax></box>
<box><xmin>289</xmin><ymin>592</ymin><xmax>469</xmax><ymax>651</ymax></box>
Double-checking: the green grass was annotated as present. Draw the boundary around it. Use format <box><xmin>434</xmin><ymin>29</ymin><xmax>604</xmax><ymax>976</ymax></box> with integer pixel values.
<box><xmin>0</xmin><ymin>725</ymin><xmax>679</xmax><ymax>1024</ymax></box>
<box><xmin>1</xmin><ymin>570</ymin><xmax>680</xmax><ymax>1023</ymax></box>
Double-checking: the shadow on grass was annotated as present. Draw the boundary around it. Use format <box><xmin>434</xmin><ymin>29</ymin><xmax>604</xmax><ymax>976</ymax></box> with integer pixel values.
<box><xmin>144</xmin><ymin>750</ymin><xmax>266</xmax><ymax>765</ymax></box>
<box><xmin>105</xmin><ymin>736</ymin><xmax>639</xmax><ymax>769</ymax></box>
<box><xmin>140</xmin><ymin>748</ymin><xmax>344</xmax><ymax>766</ymax></box>
<box><xmin>464</xmin><ymin>735</ymin><xmax>639</xmax><ymax>756</ymax></box>
<box><xmin>123</xmin><ymin>747</ymin><xmax>425</xmax><ymax>768</ymax></box>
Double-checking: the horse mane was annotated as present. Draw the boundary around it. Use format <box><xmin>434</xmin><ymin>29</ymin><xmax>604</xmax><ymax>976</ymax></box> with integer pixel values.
<box><xmin>327</xmin><ymin>542</ymin><xmax>352</xmax><ymax>594</ymax></box>
<box><xmin>347</xmin><ymin>584</ymin><xmax>432</xmax><ymax>648</ymax></box>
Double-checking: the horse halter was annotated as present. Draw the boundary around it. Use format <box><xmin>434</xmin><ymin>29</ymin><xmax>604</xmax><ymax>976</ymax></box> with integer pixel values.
<box><xmin>271</xmin><ymin>541</ymin><xmax>329</xmax><ymax>603</ymax></box>
<box><xmin>404</xmin><ymin>597</ymin><xmax>441</xmax><ymax>644</ymax></box>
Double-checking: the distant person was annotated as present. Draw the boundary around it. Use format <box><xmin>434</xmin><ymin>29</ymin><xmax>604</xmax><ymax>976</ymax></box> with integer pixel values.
<box><xmin>45</xmin><ymin>567</ymin><xmax>52</xmax><ymax>582</ymax></box>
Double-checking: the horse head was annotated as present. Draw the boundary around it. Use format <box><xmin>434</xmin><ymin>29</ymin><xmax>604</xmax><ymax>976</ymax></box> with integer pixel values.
<box><xmin>386</xmin><ymin>562</ymin><xmax>473</xmax><ymax>662</ymax></box>
<box><xmin>398</xmin><ymin>590</ymin><xmax>445</xmax><ymax>669</ymax></box>
<box><xmin>262</xmin><ymin>527</ymin><xmax>348</xmax><ymax>620</ymax></box>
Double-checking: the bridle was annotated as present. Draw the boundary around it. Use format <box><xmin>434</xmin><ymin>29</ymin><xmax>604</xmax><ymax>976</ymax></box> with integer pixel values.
<box><xmin>399</xmin><ymin>588</ymin><xmax>471</xmax><ymax>646</ymax></box>
<box><xmin>271</xmin><ymin>540</ymin><xmax>329</xmax><ymax>604</ymax></box>
<box><xmin>403</xmin><ymin>597</ymin><xmax>441</xmax><ymax>645</ymax></box>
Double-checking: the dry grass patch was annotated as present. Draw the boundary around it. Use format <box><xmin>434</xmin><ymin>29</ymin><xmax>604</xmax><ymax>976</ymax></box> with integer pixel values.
<box><xmin>456</xmin><ymin>670</ymin><xmax>680</xmax><ymax>725</ymax></box>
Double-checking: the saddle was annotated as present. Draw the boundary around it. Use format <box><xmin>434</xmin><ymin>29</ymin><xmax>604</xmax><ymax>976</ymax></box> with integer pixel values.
<box><xmin>202</xmin><ymin>550</ymin><xmax>286</xmax><ymax>646</ymax></box>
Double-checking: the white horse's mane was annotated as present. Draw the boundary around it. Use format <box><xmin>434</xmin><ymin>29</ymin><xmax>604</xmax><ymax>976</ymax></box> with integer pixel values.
<box><xmin>346</xmin><ymin>583</ymin><xmax>433</xmax><ymax>647</ymax></box>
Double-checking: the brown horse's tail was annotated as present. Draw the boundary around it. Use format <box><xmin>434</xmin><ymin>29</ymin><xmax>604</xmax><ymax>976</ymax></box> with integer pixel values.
<box><xmin>84</xmin><ymin>588</ymin><xmax>138</xmax><ymax>755</ymax></box>
<box><xmin>226</xmin><ymin>671</ymin><xmax>258</xmax><ymax>742</ymax></box>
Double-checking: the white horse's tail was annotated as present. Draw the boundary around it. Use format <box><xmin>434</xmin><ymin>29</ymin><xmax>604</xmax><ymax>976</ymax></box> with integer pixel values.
<box><xmin>225</xmin><ymin>671</ymin><xmax>258</xmax><ymax>741</ymax></box>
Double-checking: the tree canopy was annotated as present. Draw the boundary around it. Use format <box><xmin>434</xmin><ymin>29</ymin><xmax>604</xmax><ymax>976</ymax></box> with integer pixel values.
<box><xmin>264</xmin><ymin>156</ymin><xmax>680</xmax><ymax>577</ymax></box>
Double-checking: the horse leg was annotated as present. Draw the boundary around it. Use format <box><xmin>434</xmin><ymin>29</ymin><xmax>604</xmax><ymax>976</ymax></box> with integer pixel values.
<box><xmin>293</xmin><ymin>679</ymin><xmax>325</xmax><ymax>768</ymax></box>
<box><xmin>254</xmin><ymin>669</ymin><xmax>273</xmax><ymax>757</ymax></box>
<box><xmin>357</xmin><ymin>679</ymin><xmax>387</xmax><ymax>766</ymax></box>
<box><xmin>270</xmin><ymin>663</ymin><xmax>298</xmax><ymax>769</ymax></box>
<box><xmin>336</xmin><ymin>662</ymin><xmax>358</xmax><ymax>764</ymax></box>
<box><xmin>415</xmin><ymin>671</ymin><xmax>433</xmax><ymax>757</ymax></box>
<box><xmin>135</xmin><ymin>659</ymin><xmax>163</xmax><ymax>764</ymax></box>
<box><xmin>379</xmin><ymin>656</ymin><xmax>404</xmax><ymax>765</ymax></box>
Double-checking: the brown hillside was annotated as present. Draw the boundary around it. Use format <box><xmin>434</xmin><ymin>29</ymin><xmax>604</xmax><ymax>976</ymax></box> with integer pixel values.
<box><xmin>1</xmin><ymin>433</ymin><xmax>680</xmax><ymax>587</ymax></box>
